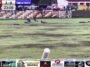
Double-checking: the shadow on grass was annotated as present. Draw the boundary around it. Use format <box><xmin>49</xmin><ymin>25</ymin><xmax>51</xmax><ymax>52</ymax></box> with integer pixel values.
<box><xmin>7</xmin><ymin>40</ymin><xmax>90</xmax><ymax>49</ymax></box>
<box><xmin>81</xmin><ymin>41</ymin><xmax>90</xmax><ymax>46</ymax></box>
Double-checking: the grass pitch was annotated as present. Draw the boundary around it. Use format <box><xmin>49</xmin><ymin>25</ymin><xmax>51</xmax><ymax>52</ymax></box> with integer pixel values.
<box><xmin>0</xmin><ymin>18</ymin><xmax>90</xmax><ymax>59</ymax></box>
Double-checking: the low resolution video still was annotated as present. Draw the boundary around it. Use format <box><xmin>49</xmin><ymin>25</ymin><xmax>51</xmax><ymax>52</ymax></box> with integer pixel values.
<box><xmin>0</xmin><ymin>0</ymin><xmax>90</xmax><ymax>67</ymax></box>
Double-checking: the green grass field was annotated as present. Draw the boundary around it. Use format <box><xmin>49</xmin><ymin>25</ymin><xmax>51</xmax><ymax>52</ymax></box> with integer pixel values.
<box><xmin>0</xmin><ymin>18</ymin><xmax>90</xmax><ymax>59</ymax></box>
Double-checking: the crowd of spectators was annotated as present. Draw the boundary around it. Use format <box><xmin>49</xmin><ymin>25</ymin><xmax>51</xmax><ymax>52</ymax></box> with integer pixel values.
<box><xmin>0</xmin><ymin>1</ymin><xmax>77</xmax><ymax>19</ymax></box>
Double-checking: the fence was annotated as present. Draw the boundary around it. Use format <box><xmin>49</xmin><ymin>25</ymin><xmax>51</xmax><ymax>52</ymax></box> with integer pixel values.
<box><xmin>0</xmin><ymin>9</ymin><xmax>72</xmax><ymax>19</ymax></box>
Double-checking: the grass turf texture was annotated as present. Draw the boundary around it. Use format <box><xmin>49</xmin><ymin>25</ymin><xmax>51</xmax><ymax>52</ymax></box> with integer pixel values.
<box><xmin>0</xmin><ymin>18</ymin><xmax>90</xmax><ymax>59</ymax></box>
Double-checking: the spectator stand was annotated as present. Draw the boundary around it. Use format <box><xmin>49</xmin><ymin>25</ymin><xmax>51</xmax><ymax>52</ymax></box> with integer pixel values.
<box><xmin>0</xmin><ymin>3</ymin><xmax>74</xmax><ymax>19</ymax></box>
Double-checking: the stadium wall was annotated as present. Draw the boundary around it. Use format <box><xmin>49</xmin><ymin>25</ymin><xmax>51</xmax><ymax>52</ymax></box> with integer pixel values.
<box><xmin>72</xmin><ymin>10</ymin><xmax>90</xmax><ymax>18</ymax></box>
